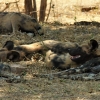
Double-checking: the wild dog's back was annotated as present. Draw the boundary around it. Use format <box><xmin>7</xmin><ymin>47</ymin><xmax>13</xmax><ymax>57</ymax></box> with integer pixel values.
<box><xmin>0</xmin><ymin>12</ymin><xmax>13</xmax><ymax>33</ymax></box>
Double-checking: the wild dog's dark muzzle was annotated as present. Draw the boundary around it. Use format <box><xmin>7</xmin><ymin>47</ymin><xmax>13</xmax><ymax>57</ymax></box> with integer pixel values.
<box><xmin>68</xmin><ymin>46</ymin><xmax>90</xmax><ymax>63</ymax></box>
<box><xmin>68</xmin><ymin>46</ymin><xmax>82</xmax><ymax>56</ymax></box>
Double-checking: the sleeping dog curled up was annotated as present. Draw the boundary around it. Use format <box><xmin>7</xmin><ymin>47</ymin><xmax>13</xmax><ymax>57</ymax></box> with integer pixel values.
<box><xmin>0</xmin><ymin>39</ymin><xmax>100</xmax><ymax>70</ymax></box>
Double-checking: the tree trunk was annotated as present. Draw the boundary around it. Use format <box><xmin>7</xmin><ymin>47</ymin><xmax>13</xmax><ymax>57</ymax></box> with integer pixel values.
<box><xmin>32</xmin><ymin>0</ymin><xmax>37</xmax><ymax>19</ymax></box>
<box><xmin>39</xmin><ymin>0</ymin><xmax>47</xmax><ymax>22</ymax></box>
<box><xmin>24</xmin><ymin>0</ymin><xmax>37</xmax><ymax>19</ymax></box>
<box><xmin>24</xmin><ymin>0</ymin><xmax>33</xmax><ymax>15</ymax></box>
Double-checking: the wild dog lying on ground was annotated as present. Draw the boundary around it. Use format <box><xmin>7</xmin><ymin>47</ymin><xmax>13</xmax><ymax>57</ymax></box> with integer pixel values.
<box><xmin>0</xmin><ymin>12</ymin><xmax>43</xmax><ymax>36</ymax></box>
<box><xmin>0</xmin><ymin>39</ymin><xmax>100</xmax><ymax>70</ymax></box>
<box><xmin>45</xmin><ymin>39</ymin><xmax>99</xmax><ymax>69</ymax></box>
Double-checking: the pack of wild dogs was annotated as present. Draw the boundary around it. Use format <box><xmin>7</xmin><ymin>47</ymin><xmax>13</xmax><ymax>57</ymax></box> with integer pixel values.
<box><xmin>0</xmin><ymin>12</ymin><xmax>100</xmax><ymax>76</ymax></box>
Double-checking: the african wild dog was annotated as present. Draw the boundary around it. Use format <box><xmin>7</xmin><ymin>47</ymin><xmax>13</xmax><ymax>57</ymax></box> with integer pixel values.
<box><xmin>45</xmin><ymin>39</ymin><xmax>99</xmax><ymax>69</ymax></box>
<box><xmin>0</xmin><ymin>12</ymin><xmax>43</xmax><ymax>36</ymax></box>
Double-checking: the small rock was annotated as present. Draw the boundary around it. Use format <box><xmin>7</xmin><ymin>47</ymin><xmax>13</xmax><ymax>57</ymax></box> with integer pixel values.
<box><xmin>27</xmin><ymin>33</ymin><xmax>34</xmax><ymax>37</ymax></box>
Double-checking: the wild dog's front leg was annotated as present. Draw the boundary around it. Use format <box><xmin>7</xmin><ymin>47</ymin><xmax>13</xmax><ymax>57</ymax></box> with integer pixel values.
<box><xmin>10</xmin><ymin>14</ymin><xmax>20</xmax><ymax>34</ymax></box>
<box><xmin>11</xmin><ymin>22</ymin><xmax>19</xmax><ymax>34</ymax></box>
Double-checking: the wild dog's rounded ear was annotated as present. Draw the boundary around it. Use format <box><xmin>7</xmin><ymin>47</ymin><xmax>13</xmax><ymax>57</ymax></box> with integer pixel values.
<box><xmin>90</xmin><ymin>39</ymin><xmax>98</xmax><ymax>51</ymax></box>
<box><xmin>3</xmin><ymin>41</ymin><xmax>14</xmax><ymax>50</ymax></box>
<box><xmin>7</xmin><ymin>51</ymin><xmax>20</xmax><ymax>61</ymax></box>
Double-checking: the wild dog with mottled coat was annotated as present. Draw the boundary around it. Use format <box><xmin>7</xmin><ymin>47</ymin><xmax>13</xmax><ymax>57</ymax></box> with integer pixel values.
<box><xmin>0</xmin><ymin>12</ymin><xmax>43</xmax><ymax>36</ymax></box>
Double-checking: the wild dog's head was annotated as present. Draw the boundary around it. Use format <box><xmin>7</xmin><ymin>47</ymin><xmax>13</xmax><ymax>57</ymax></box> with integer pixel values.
<box><xmin>68</xmin><ymin>39</ymin><xmax>99</xmax><ymax>63</ymax></box>
<box><xmin>19</xmin><ymin>14</ymin><xmax>44</xmax><ymax>36</ymax></box>
<box><xmin>0</xmin><ymin>41</ymin><xmax>25</xmax><ymax>61</ymax></box>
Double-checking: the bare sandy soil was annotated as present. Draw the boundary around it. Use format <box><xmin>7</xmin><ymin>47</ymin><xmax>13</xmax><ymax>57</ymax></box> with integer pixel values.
<box><xmin>0</xmin><ymin>0</ymin><xmax>100</xmax><ymax>100</ymax></box>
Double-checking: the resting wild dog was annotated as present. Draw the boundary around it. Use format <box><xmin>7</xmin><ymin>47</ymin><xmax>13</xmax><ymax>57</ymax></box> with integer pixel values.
<box><xmin>0</xmin><ymin>12</ymin><xmax>43</xmax><ymax>36</ymax></box>
<box><xmin>45</xmin><ymin>39</ymin><xmax>99</xmax><ymax>69</ymax></box>
<box><xmin>0</xmin><ymin>39</ymin><xmax>100</xmax><ymax>70</ymax></box>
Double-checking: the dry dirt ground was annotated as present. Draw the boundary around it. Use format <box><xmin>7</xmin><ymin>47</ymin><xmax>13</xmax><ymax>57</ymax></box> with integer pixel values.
<box><xmin>0</xmin><ymin>0</ymin><xmax>100</xmax><ymax>100</ymax></box>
